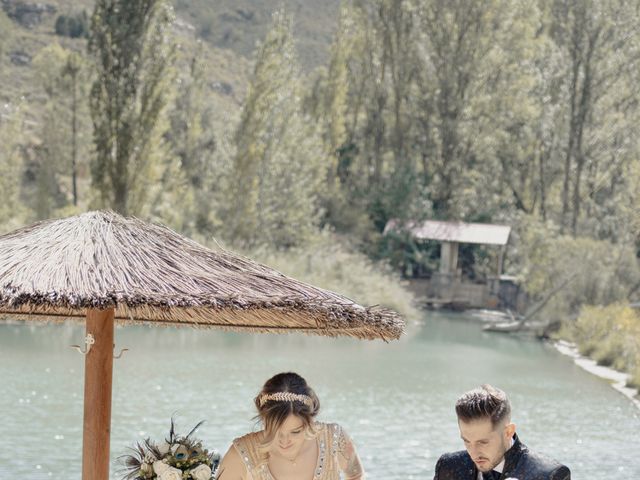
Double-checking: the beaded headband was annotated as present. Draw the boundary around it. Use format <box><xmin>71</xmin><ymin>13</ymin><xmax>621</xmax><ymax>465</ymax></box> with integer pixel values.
<box><xmin>259</xmin><ymin>392</ymin><xmax>314</xmax><ymax>408</ymax></box>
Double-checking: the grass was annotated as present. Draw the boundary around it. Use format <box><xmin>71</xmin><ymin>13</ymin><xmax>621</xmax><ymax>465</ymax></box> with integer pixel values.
<box><xmin>233</xmin><ymin>231</ymin><xmax>421</xmax><ymax>324</ymax></box>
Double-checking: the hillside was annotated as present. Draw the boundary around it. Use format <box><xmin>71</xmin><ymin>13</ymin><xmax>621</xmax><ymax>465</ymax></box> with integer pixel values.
<box><xmin>0</xmin><ymin>0</ymin><xmax>339</xmax><ymax>109</ymax></box>
<box><xmin>0</xmin><ymin>0</ymin><xmax>342</xmax><ymax>183</ymax></box>
<box><xmin>0</xmin><ymin>0</ymin><xmax>266</xmax><ymax>133</ymax></box>
<box><xmin>173</xmin><ymin>0</ymin><xmax>340</xmax><ymax>69</ymax></box>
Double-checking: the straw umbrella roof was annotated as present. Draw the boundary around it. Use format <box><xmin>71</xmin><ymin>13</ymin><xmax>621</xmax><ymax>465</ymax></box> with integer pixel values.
<box><xmin>0</xmin><ymin>211</ymin><xmax>403</xmax><ymax>340</ymax></box>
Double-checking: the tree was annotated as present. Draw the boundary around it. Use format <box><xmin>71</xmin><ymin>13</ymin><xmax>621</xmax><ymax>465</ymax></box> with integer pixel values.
<box><xmin>302</xmin><ymin>4</ymin><xmax>374</xmax><ymax>236</ymax></box>
<box><xmin>414</xmin><ymin>0</ymin><xmax>518</xmax><ymax>218</ymax></box>
<box><xmin>32</xmin><ymin>43</ymin><xmax>90</xmax><ymax>217</ymax></box>
<box><xmin>321</xmin><ymin>4</ymin><xmax>353</xmax><ymax>185</ymax></box>
<box><xmin>549</xmin><ymin>0</ymin><xmax>640</xmax><ymax>236</ymax></box>
<box><xmin>161</xmin><ymin>44</ymin><xmax>213</xmax><ymax>234</ymax></box>
<box><xmin>0</xmin><ymin>104</ymin><xmax>27</xmax><ymax>232</ymax></box>
<box><xmin>55</xmin><ymin>11</ymin><xmax>90</xmax><ymax>39</ymax></box>
<box><xmin>169</xmin><ymin>45</ymin><xmax>212</xmax><ymax>190</ymax></box>
<box><xmin>88</xmin><ymin>0</ymin><xmax>176</xmax><ymax>215</ymax></box>
<box><xmin>463</xmin><ymin>1</ymin><xmax>557</xmax><ymax>218</ymax></box>
<box><xmin>228</xmin><ymin>9</ymin><xmax>324</xmax><ymax>249</ymax></box>
<box><xmin>62</xmin><ymin>52</ymin><xmax>83</xmax><ymax>206</ymax></box>
<box><xmin>318</xmin><ymin>0</ymin><xmax>426</xmax><ymax>233</ymax></box>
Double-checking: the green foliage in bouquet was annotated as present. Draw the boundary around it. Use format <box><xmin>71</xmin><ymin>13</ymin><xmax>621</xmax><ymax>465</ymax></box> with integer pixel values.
<box><xmin>120</xmin><ymin>419</ymin><xmax>220</xmax><ymax>480</ymax></box>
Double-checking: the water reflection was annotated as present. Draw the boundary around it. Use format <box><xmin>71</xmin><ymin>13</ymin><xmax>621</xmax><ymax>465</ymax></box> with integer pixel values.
<box><xmin>0</xmin><ymin>311</ymin><xmax>638</xmax><ymax>479</ymax></box>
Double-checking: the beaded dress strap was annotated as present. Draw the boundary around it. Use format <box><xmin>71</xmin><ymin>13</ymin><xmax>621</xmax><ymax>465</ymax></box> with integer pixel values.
<box><xmin>233</xmin><ymin>434</ymin><xmax>263</xmax><ymax>475</ymax></box>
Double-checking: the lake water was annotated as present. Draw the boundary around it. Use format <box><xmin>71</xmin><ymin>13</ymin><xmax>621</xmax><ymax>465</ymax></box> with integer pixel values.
<box><xmin>1</xmin><ymin>311</ymin><xmax>638</xmax><ymax>479</ymax></box>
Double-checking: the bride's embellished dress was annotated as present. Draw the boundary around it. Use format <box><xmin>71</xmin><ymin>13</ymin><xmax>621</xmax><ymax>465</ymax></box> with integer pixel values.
<box><xmin>232</xmin><ymin>422</ymin><xmax>364</xmax><ymax>480</ymax></box>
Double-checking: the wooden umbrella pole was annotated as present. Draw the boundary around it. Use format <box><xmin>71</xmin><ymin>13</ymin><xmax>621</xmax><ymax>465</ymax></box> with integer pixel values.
<box><xmin>82</xmin><ymin>308</ymin><xmax>115</xmax><ymax>480</ymax></box>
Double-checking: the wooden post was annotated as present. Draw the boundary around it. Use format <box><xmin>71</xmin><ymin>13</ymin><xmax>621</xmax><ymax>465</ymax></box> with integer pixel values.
<box><xmin>440</xmin><ymin>241</ymin><xmax>459</xmax><ymax>275</ymax></box>
<box><xmin>82</xmin><ymin>308</ymin><xmax>115</xmax><ymax>480</ymax></box>
<box><xmin>497</xmin><ymin>245</ymin><xmax>506</xmax><ymax>277</ymax></box>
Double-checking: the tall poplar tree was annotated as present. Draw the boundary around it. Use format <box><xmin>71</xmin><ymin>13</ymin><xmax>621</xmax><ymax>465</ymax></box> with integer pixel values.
<box><xmin>88</xmin><ymin>0</ymin><xmax>175</xmax><ymax>215</ymax></box>
<box><xmin>0</xmin><ymin>106</ymin><xmax>26</xmax><ymax>233</ymax></box>
<box><xmin>33</xmin><ymin>44</ymin><xmax>89</xmax><ymax>213</ymax></box>
<box><xmin>229</xmin><ymin>9</ymin><xmax>324</xmax><ymax>248</ymax></box>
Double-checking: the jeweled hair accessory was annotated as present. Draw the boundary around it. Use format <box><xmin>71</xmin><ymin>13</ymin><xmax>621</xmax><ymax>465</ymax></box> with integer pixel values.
<box><xmin>259</xmin><ymin>392</ymin><xmax>313</xmax><ymax>407</ymax></box>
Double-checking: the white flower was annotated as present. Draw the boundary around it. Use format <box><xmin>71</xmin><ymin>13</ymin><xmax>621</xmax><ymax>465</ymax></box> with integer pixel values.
<box><xmin>153</xmin><ymin>460</ymin><xmax>170</xmax><ymax>475</ymax></box>
<box><xmin>144</xmin><ymin>453</ymin><xmax>157</xmax><ymax>464</ymax></box>
<box><xmin>158</xmin><ymin>441</ymin><xmax>171</xmax><ymax>456</ymax></box>
<box><xmin>190</xmin><ymin>464</ymin><xmax>212</xmax><ymax>480</ymax></box>
<box><xmin>157</xmin><ymin>466</ymin><xmax>183</xmax><ymax>480</ymax></box>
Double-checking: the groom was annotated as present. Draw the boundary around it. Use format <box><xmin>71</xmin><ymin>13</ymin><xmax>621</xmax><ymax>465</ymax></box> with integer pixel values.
<box><xmin>434</xmin><ymin>384</ymin><xmax>570</xmax><ymax>480</ymax></box>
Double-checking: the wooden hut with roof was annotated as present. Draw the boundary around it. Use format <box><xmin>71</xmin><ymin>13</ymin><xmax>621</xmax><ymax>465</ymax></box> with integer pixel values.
<box><xmin>384</xmin><ymin>219</ymin><xmax>524</xmax><ymax>310</ymax></box>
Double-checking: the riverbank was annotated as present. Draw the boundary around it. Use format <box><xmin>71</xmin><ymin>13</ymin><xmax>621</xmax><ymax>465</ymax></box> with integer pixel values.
<box><xmin>463</xmin><ymin>306</ymin><xmax>640</xmax><ymax>410</ymax></box>
<box><xmin>554</xmin><ymin>339</ymin><xmax>640</xmax><ymax>410</ymax></box>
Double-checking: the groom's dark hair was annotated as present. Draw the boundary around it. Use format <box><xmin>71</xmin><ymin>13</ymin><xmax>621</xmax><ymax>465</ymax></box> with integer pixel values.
<box><xmin>455</xmin><ymin>384</ymin><xmax>511</xmax><ymax>427</ymax></box>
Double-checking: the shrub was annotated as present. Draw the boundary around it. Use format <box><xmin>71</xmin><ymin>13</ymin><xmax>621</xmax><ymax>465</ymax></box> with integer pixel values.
<box><xmin>571</xmin><ymin>304</ymin><xmax>640</xmax><ymax>386</ymax></box>
<box><xmin>55</xmin><ymin>12</ymin><xmax>89</xmax><ymax>39</ymax></box>
<box><xmin>237</xmin><ymin>231</ymin><xmax>421</xmax><ymax>323</ymax></box>
<box><xmin>510</xmin><ymin>215</ymin><xmax>640</xmax><ymax>323</ymax></box>
<box><xmin>630</xmin><ymin>361</ymin><xmax>640</xmax><ymax>390</ymax></box>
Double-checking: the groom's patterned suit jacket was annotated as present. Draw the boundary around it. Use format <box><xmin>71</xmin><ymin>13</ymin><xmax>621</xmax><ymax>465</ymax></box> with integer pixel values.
<box><xmin>433</xmin><ymin>434</ymin><xmax>571</xmax><ymax>480</ymax></box>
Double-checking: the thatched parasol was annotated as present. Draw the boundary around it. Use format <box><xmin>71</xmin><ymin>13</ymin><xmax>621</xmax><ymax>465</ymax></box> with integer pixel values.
<box><xmin>0</xmin><ymin>210</ymin><xmax>403</xmax><ymax>480</ymax></box>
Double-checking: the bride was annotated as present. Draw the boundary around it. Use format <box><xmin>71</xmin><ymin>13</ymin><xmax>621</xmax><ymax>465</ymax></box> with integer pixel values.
<box><xmin>217</xmin><ymin>372</ymin><xmax>365</xmax><ymax>480</ymax></box>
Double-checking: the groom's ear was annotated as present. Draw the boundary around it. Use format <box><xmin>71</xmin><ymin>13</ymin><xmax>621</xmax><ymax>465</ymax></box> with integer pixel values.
<box><xmin>504</xmin><ymin>422</ymin><xmax>516</xmax><ymax>439</ymax></box>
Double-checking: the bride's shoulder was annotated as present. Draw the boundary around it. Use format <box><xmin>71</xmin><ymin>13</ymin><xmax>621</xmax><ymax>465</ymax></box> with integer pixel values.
<box><xmin>314</xmin><ymin>422</ymin><xmax>348</xmax><ymax>446</ymax></box>
<box><xmin>233</xmin><ymin>431</ymin><xmax>263</xmax><ymax>457</ymax></box>
<box><xmin>232</xmin><ymin>431</ymin><xmax>265</xmax><ymax>469</ymax></box>
<box><xmin>315</xmin><ymin>422</ymin><xmax>345</xmax><ymax>435</ymax></box>
<box><xmin>233</xmin><ymin>430</ymin><xmax>262</xmax><ymax>445</ymax></box>
<box><xmin>314</xmin><ymin>421</ymin><xmax>342</xmax><ymax>430</ymax></box>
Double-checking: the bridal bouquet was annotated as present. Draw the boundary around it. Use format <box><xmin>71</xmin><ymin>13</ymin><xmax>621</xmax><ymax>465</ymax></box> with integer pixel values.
<box><xmin>120</xmin><ymin>420</ymin><xmax>220</xmax><ymax>480</ymax></box>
